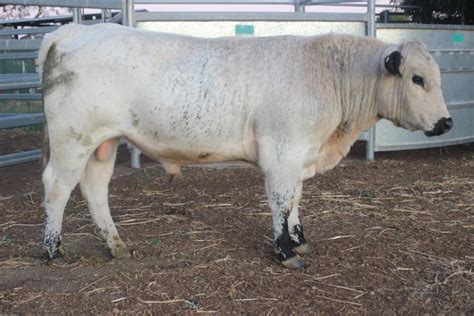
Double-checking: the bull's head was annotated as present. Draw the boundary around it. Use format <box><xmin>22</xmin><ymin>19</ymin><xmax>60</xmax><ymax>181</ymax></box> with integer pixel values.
<box><xmin>377</xmin><ymin>41</ymin><xmax>452</xmax><ymax>137</ymax></box>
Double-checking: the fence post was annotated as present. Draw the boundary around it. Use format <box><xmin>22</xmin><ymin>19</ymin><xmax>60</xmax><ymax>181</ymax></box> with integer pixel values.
<box><xmin>101</xmin><ymin>9</ymin><xmax>112</xmax><ymax>23</ymax></box>
<box><xmin>122</xmin><ymin>0</ymin><xmax>141</xmax><ymax>168</ymax></box>
<box><xmin>72</xmin><ymin>8</ymin><xmax>82</xmax><ymax>24</ymax></box>
<box><xmin>294</xmin><ymin>0</ymin><xmax>305</xmax><ymax>13</ymax></box>
<box><xmin>366</xmin><ymin>0</ymin><xmax>376</xmax><ymax>160</ymax></box>
<box><xmin>126</xmin><ymin>0</ymin><xmax>135</xmax><ymax>27</ymax></box>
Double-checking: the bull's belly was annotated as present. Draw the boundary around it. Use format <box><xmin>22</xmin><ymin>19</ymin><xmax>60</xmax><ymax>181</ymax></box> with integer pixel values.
<box><xmin>124</xmin><ymin>129</ymin><xmax>256</xmax><ymax>166</ymax></box>
<box><xmin>119</xmin><ymin>94</ymin><xmax>258</xmax><ymax>167</ymax></box>
<box><xmin>152</xmin><ymin>145</ymin><xmax>245</xmax><ymax>164</ymax></box>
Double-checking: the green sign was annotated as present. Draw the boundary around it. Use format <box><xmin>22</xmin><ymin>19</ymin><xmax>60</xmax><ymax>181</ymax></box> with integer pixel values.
<box><xmin>452</xmin><ymin>33</ymin><xmax>464</xmax><ymax>43</ymax></box>
<box><xmin>235</xmin><ymin>24</ymin><xmax>254</xmax><ymax>36</ymax></box>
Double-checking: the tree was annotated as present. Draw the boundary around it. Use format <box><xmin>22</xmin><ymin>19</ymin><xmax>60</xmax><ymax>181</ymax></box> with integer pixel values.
<box><xmin>0</xmin><ymin>5</ymin><xmax>70</xmax><ymax>20</ymax></box>
<box><xmin>391</xmin><ymin>0</ymin><xmax>474</xmax><ymax>25</ymax></box>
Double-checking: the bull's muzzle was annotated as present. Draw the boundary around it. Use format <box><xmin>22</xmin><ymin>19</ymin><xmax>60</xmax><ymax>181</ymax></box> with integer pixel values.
<box><xmin>424</xmin><ymin>117</ymin><xmax>453</xmax><ymax>137</ymax></box>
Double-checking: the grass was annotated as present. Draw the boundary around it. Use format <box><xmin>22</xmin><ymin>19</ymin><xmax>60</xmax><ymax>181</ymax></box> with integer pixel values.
<box><xmin>21</xmin><ymin>124</ymin><xmax>43</xmax><ymax>133</ymax></box>
<box><xmin>151</xmin><ymin>238</ymin><xmax>162</xmax><ymax>246</ymax></box>
<box><xmin>131</xmin><ymin>167</ymin><xmax>167</xmax><ymax>183</ymax></box>
<box><xmin>1</xmin><ymin>235</ymin><xmax>14</xmax><ymax>245</ymax></box>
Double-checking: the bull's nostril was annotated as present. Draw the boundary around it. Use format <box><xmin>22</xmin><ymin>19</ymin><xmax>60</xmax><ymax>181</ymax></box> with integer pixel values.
<box><xmin>445</xmin><ymin>118</ymin><xmax>453</xmax><ymax>129</ymax></box>
<box><xmin>442</xmin><ymin>117</ymin><xmax>453</xmax><ymax>132</ymax></box>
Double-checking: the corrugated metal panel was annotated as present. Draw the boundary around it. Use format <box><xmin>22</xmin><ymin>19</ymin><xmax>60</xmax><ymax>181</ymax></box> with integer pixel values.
<box><xmin>138</xmin><ymin>20</ymin><xmax>366</xmax><ymax>37</ymax></box>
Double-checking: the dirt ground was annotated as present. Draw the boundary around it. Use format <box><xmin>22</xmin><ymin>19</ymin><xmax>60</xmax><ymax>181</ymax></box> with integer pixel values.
<box><xmin>0</xmin><ymin>128</ymin><xmax>473</xmax><ymax>314</ymax></box>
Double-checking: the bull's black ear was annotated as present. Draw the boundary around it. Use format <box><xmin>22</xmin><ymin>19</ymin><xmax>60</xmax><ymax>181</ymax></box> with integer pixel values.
<box><xmin>384</xmin><ymin>51</ymin><xmax>403</xmax><ymax>77</ymax></box>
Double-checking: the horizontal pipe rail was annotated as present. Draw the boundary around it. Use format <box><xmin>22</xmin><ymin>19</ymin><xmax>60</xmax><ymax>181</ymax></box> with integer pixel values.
<box><xmin>374</xmin><ymin>136</ymin><xmax>474</xmax><ymax>152</ymax></box>
<box><xmin>0</xmin><ymin>0</ymin><xmax>121</xmax><ymax>9</ymax></box>
<box><xmin>0</xmin><ymin>73</ymin><xmax>39</xmax><ymax>82</ymax></box>
<box><xmin>0</xmin><ymin>81</ymin><xmax>41</xmax><ymax>91</ymax></box>
<box><xmin>0</xmin><ymin>39</ymin><xmax>42</xmax><ymax>51</ymax></box>
<box><xmin>430</xmin><ymin>48</ymin><xmax>474</xmax><ymax>54</ymax></box>
<box><xmin>134</xmin><ymin>0</ymin><xmax>365</xmax><ymax>4</ymax></box>
<box><xmin>0</xmin><ymin>93</ymin><xmax>43</xmax><ymax>100</ymax></box>
<box><xmin>0</xmin><ymin>113</ymin><xmax>44</xmax><ymax>129</ymax></box>
<box><xmin>0</xmin><ymin>149</ymin><xmax>42</xmax><ymax>168</ymax></box>
<box><xmin>136</xmin><ymin>11</ymin><xmax>368</xmax><ymax>22</ymax></box>
<box><xmin>377</xmin><ymin>23</ymin><xmax>474</xmax><ymax>30</ymax></box>
<box><xmin>448</xmin><ymin>100</ymin><xmax>474</xmax><ymax>110</ymax></box>
<box><xmin>0</xmin><ymin>52</ymin><xmax>38</xmax><ymax>60</ymax></box>
<box><xmin>440</xmin><ymin>68</ymin><xmax>474</xmax><ymax>73</ymax></box>
<box><xmin>0</xmin><ymin>26</ymin><xmax>59</xmax><ymax>37</ymax></box>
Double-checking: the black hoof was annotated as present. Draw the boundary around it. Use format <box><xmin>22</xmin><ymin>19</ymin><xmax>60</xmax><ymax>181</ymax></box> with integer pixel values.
<box><xmin>281</xmin><ymin>256</ymin><xmax>305</xmax><ymax>269</ymax></box>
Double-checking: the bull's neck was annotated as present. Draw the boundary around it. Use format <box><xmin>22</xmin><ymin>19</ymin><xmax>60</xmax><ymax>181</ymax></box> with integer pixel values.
<box><xmin>376</xmin><ymin>62</ymin><xmax>405</xmax><ymax>126</ymax></box>
<box><xmin>336</xmin><ymin>40</ymin><xmax>387</xmax><ymax>131</ymax></box>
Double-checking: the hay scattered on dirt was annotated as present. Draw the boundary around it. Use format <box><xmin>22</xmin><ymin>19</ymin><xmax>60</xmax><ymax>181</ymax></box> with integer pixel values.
<box><xmin>0</xmin><ymin>143</ymin><xmax>473</xmax><ymax>313</ymax></box>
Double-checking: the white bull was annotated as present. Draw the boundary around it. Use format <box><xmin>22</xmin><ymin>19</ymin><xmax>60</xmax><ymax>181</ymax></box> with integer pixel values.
<box><xmin>40</xmin><ymin>23</ymin><xmax>452</xmax><ymax>269</ymax></box>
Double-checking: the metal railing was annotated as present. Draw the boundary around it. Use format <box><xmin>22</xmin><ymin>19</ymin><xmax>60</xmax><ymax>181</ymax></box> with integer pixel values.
<box><xmin>1</xmin><ymin>0</ymin><xmax>408</xmax><ymax>168</ymax></box>
<box><xmin>0</xmin><ymin>10</ymin><xmax>116</xmax><ymax>167</ymax></box>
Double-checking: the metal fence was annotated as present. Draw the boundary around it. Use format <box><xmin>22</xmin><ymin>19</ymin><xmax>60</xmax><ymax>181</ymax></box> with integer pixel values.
<box><xmin>0</xmin><ymin>10</ymin><xmax>116</xmax><ymax>167</ymax></box>
<box><xmin>0</xmin><ymin>0</ymin><xmax>472</xmax><ymax>168</ymax></box>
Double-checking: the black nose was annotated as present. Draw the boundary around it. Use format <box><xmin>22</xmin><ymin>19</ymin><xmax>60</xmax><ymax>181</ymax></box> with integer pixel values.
<box><xmin>442</xmin><ymin>117</ymin><xmax>453</xmax><ymax>132</ymax></box>
<box><xmin>424</xmin><ymin>117</ymin><xmax>453</xmax><ymax>137</ymax></box>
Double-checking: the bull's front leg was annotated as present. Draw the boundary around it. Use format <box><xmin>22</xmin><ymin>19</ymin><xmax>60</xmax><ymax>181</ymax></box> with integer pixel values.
<box><xmin>265</xmin><ymin>170</ymin><xmax>305</xmax><ymax>269</ymax></box>
<box><xmin>287</xmin><ymin>180</ymin><xmax>310</xmax><ymax>255</ymax></box>
<box><xmin>287</xmin><ymin>165</ymin><xmax>316</xmax><ymax>255</ymax></box>
<box><xmin>260</xmin><ymin>140</ymin><xmax>310</xmax><ymax>269</ymax></box>
<box><xmin>259</xmin><ymin>136</ymin><xmax>310</xmax><ymax>269</ymax></box>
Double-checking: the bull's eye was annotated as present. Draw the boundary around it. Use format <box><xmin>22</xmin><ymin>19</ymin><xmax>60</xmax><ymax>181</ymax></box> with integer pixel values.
<box><xmin>412</xmin><ymin>75</ymin><xmax>425</xmax><ymax>87</ymax></box>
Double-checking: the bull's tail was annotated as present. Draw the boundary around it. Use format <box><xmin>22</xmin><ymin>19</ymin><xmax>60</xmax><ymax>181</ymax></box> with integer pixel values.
<box><xmin>39</xmin><ymin>24</ymin><xmax>84</xmax><ymax>169</ymax></box>
<box><xmin>39</xmin><ymin>31</ymin><xmax>56</xmax><ymax>170</ymax></box>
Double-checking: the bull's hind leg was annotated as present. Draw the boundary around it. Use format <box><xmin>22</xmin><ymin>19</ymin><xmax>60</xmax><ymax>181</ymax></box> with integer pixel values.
<box><xmin>79</xmin><ymin>138</ymin><xmax>130</xmax><ymax>258</ymax></box>
<box><xmin>43</xmin><ymin>149</ymin><xmax>92</xmax><ymax>259</ymax></box>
